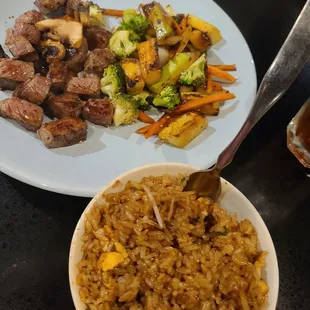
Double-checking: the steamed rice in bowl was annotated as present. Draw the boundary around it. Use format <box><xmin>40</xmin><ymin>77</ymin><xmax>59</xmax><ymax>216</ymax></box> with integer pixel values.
<box><xmin>75</xmin><ymin>173</ymin><xmax>269</xmax><ymax>310</ymax></box>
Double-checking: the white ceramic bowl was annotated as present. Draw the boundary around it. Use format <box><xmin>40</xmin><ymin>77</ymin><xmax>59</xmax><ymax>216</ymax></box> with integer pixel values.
<box><xmin>69</xmin><ymin>163</ymin><xmax>279</xmax><ymax>310</ymax></box>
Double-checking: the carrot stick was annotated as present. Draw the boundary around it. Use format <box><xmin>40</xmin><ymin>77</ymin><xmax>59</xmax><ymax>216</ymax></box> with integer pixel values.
<box><xmin>144</xmin><ymin>114</ymin><xmax>170</xmax><ymax>139</ymax></box>
<box><xmin>207</xmin><ymin>76</ymin><xmax>213</xmax><ymax>93</ymax></box>
<box><xmin>138</xmin><ymin>111</ymin><xmax>155</xmax><ymax>124</ymax></box>
<box><xmin>179</xmin><ymin>14</ymin><xmax>189</xmax><ymax>29</ymax></box>
<box><xmin>102</xmin><ymin>9</ymin><xmax>124</xmax><ymax>17</ymax></box>
<box><xmin>208</xmin><ymin>66</ymin><xmax>237</xmax><ymax>83</ymax></box>
<box><xmin>136</xmin><ymin>125</ymin><xmax>151</xmax><ymax>134</ymax></box>
<box><xmin>212</xmin><ymin>64</ymin><xmax>237</xmax><ymax>71</ymax></box>
<box><xmin>212</xmin><ymin>81</ymin><xmax>223</xmax><ymax>91</ymax></box>
<box><xmin>173</xmin><ymin>93</ymin><xmax>235</xmax><ymax>114</ymax></box>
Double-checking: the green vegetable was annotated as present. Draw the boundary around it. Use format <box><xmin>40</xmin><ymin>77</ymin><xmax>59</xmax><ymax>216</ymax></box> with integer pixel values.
<box><xmin>109</xmin><ymin>30</ymin><xmax>140</xmax><ymax>58</ymax></box>
<box><xmin>133</xmin><ymin>91</ymin><xmax>154</xmax><ymax>111</ymax></box>
<box><xmin>112</xmin><ymin>93</ymin><xmax>139</xmax><ymax>126</ymax></box>
<box><xmin>179</xmin><ymin>53</ymin><xmax>207</xmax><ymax>87</ymax></box>
<box><xmin>89</xmin><ymin>2</ymin><xmax>104</xmax><ymax>26</ymax></box>
<box><xmin>153</xmin><ymin>85</ymin><xmax>180</xmax><ymax>109</ymax></box>
<box><xmin>120</xmin><ymin>10</ymin><xmax>149</xmax><ymax>39</ymax></box>
<box><xmin>100</xmin><ymin>64</ymin><xmax>125</xmax><ymax>98</ymax></box>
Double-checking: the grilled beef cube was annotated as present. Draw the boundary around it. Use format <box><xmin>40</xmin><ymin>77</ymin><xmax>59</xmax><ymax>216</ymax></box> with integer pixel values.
<box><xmin>15</xmin><ymin>10</ymin><xmax>45</xmax><ymax>25</ymax></box>
<box><xmin>47</xmin><ymin>61</ymin><xmax>68</xmax><ymax>92</ymax></box>
<box><xmin>7</xmin><ymin>36</ymin><xmax>38</xmax><ymax>62</ymax></box>
<box><xmin>13</xmin><ymin>76</ymin><xmax>51</xmax><ymax>105</ymax></box>
<box><xmin>34</xmin><ymin>0</ymin><xmax>67</xmax><ymax>14</ymax></box>
<box><xmin>46</xmin><ymin>93</ymin><xmax>84</xmax><ymax>118</ymax></box>
<box><xmin>0</xmin><ymin>97</ymin><xmax>43</xmax><ymax>131</ymax></box>
<box><xmin>9</xmin><ymin>23</ymin><xmax>41</xmax><ymax>46</ymax></box>
<box><xmin>82</xmin><ymin>98</ymin><xmax>113</xmax><ymax>126</ymax></box>
<box><xmin>38</xmin><ymin>117</ymin><xmax>87</xmax><ymax>149</ymax></box>
<box><xmin>0</xmin><ymin>45</ymin><xmax>9</xmax><ymax>58</ymax></box>
<box><xmin>84</xmin><ymin>27</ymin><xmax>112</xmax><ymax>51</ymax></box>
<box><xmin>0</xmin><ymin>58</ymin><xmax>34</xmax><ymax>91</ymax></box>
<box><xmin>66</xmin><ymin>0</ymin><xmax>82</xmax><ymax>19</ymax></box>
<box><xmin>66</xmin><ymin>76</ymin><xmax>100</xmax><ymax>98</ymax></box>
<box><xmin>84</xmin><ymin>48</ymin><xmax>116</xmax><ymax>78</ymax></box>
<box><xmin>66</xmin><ymin>38</ymin><xmax>88</xmax><ymax>72</ymax></box>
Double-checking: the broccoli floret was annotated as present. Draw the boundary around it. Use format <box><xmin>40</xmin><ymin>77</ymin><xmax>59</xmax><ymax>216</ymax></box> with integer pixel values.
<box><xmin>100</xmin><ymin>64</ymin><xmax>125</xmax><ymax>98</ymax></box>
<box><xmin>112</xmin><ymin>93</ymin><xmax>139</xmax><ymax>127</ymax></box>
<box><xmin>89</xmin><ymin>2</ymin><xmax>104</xmax><ymax>26</ymax></box>
<box><xmin>153</xmin><ymin>85</ymin><xmax>180</xmax><ymax>109</ymax></box>
<box><xmin>179</xmin><ymin>53</ymin><xmax>207</xmax><ymax>87</ymax></box>
<box><xmin>109</xmin><ymin>30</ymin><xmax>139</xmax><ymax>58</ymax></box>
<box><xmin>133</xmin><ymin>91</ymin><xmax>154</xmax><ymax>111</ymax></box>
<box><xmin>119</xmin><ymin>10</ymin><xmax>149</xmax><ymax>39</ymax></box>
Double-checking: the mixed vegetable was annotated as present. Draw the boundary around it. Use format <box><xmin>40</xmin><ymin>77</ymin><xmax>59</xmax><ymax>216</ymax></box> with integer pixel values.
<box><xmin>101</xmin><ymin>2</ymin><xmax>237</xmax><ymax>148</ymax></box>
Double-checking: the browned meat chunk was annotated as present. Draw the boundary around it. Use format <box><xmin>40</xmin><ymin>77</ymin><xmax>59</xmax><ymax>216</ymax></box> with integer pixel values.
<box><xmin>66</xmin><ymin>76</ymin><xmax>100</xmax><ymax>97</ymax></box>
<box><xmin>0</xmin><ymin>45</ymin><xmax>9</xmax><ymax>58</ymax></box>
<box><xmin>84</xmin><ymin>48</ymin><xmax>116</xmax><ymax>77</ymax></box>
<box><xmin>13</xmin><ymin>76</ymin><xmax>51</xmax><ymax>105</ymax></box>
<box><xmin>38</xmin><ymin>117</ymin><xmax>87</xmax><ymax>148</ymax></box>
<box><xmin>47</xmin><ymin>61</ymin><xmax>68</xmax><ymax>92</ymax></box>
<box><xmin>84</xmin><ymin>27</ymin><xmax>112</xmax><ymax>51</ymax></box>
<box><xmin>0</xmin><ymin>97</ymin><xmax>43</xmax><ymax>131</ymax></box>
<box><xmin>0</xmin><ymin>58</ymin><xmax>34</xmax><ymax>90</ymax></box>
<box><xmin>34</xmin><ymin>0</ymin><xmax>67</xmax><ymax>14</ymax></box>
<box><xmin>82</xmin><ymin>98</ymin><xmax>113</xmax><ymax>126</ymax></box>
<box><xmin>66</xmin><ymin>0</ymin><xmax>82</xmax><ymax>19</ymax></box>
<box><xmin>46</xmin><ymin>93</ymin><xmax>84</xmax><ymax>118</ymax></box>
<box><xmin>7</xmin><ymin>36</ymin><xmax>38</xmax><ymax>62</ymax></box>
<box><xmin>15</xmin><ymin>10</ymin><xmax>45</xmax><ymax>25</ymax></box>
<box><xmin>66</xmin><ymin>38</ymin><xmax>88</xmax><ymax>72</ymax></box>
<box><xmin>9</xmin><ymin>23</ymin><xmax>41</xmax><ymax>46</ymax></box>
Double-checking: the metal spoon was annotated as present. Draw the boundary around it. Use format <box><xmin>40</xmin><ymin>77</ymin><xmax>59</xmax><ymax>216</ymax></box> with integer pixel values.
<box><xmin>184</xmin><ymin>0</ymin><xmax>310</xmax><ymax>200</ymax></box>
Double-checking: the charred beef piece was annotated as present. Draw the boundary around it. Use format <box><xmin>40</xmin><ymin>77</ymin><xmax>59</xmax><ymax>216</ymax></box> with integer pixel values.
<box><xmin>66</xmin><ymin>76</ymin><xmax>100</xmax><ymax>98</ymax></box>
<box><xmin>47</xmin><ymin>60</ymin><xmax>68</xmax><ymax>92</ymax></box>
<box><xmin>7</xmin><ymin>36</ymin><xmax>38</xmax><ymax>62</ymax></box>
<box><xmin>66</xmin><ymin>0</ymin><xmax>82</xmax><ymax>19</ymax></box>
<box><xmin>46</xmin><ymin>93</ymin><xmax>84</xmax><ymax>118</ymax></box>
<box><xmin>84</xmin><ymin>27</ymin><xmax>112</xmax><ymax>51</ymax></box>
<box><xmin>13</xmin><ymin>76</ymin><xmax>51</xmax><ymax>105</ymax></box>
<box><xmin>84</xmin><ymin>48</ymin><xmax>116</xmax><ymax>77</ymax></box>
<box><xmin>8</xmin><ymin>23</ymin><xmax>41</xmax><ymax>46</ymax></box>
<box><xmin>0</xmin><ymin>45</ymin><xmax>9</xmax><ymax>58</ymax></box>
<box><xmin>82</xmin><ymin>98</ymin><xmax>113</xmax><ymax>126</ymax></box>
<box><xmin>15</xmin><ymin>10</ymin><xmax>45</xmax><ymax>25</ymax></box>
<box><xmin>34</xmin><ymin>0</ymin><xmax>67</xmax><ymax>14</ymax></box>
<box><xmin>0</xmin><ymin>97</ymin><xmax>43</xmax><ymax>131</ymax></box>
<box><xmin>38</xmin><ymin>117</ymin><xmax>87</xmax><ymax>149</ymax></box>
<box><xmin>66</xmin><ymin>38</ymin><xmax>88</xmax><ymax>72</ymax></box>
<box><xmin>0</xmin><ymin>58</ymin><xmax>34</xmax><ymax>91</ymax></box>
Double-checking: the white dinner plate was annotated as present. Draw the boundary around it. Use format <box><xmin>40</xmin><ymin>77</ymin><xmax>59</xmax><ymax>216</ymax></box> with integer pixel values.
<box><xmin>69</xmin><ymin>163</ymin><xmax>278</xmax><ymax>310</ymax></box>
<box><xmin>0</xmin><ymin>0</ymin><xmax>256</xmax><ymax>197</ymax></box>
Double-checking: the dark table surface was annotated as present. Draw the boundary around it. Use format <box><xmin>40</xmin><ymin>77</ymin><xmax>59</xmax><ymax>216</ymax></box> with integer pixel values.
<box><xmin>1</xmin><ymin>0</ymin><xmax>310</xmax><ymax>309</ymax></box>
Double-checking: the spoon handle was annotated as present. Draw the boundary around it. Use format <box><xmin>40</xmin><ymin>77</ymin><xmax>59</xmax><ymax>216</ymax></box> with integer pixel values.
<box><xmin>215</xmin><ymin>0</ymin><xmax>310</xmax><ymax>170</ymax></box>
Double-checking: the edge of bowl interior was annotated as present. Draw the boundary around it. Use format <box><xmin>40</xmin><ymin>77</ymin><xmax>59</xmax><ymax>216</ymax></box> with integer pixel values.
<box><xmin>69</xmin><ymin>163</ymin><xmax>279</xmax><ymax>310</ymax></box>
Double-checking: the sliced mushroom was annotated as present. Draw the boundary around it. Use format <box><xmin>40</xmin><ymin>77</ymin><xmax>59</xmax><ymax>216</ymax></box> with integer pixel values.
<box><xmin>35</xmin><ymin>19</ymin><xmax>83</xmax><ymax>49</ymax></box>
<box><xmin>41</xmin><ymin>40</ymin><xmax>66</xmax><ymax>64</ymax></box>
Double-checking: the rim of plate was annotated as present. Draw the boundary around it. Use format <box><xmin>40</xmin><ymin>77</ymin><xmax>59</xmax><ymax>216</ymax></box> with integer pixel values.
<box><xmin>0</xmin><ymin>1</ymin><xmax>257</xmax><ymax>197</ymax></box>
<box><xmin>68</xmin><ymin>163</ymin><xmax>278</xmax><ymax>310</ymax></box>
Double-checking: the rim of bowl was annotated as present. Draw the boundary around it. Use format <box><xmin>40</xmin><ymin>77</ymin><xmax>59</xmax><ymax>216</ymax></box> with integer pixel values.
<box><xmin>68</xmin><ymin>163</ymin><xmax>279</xmax><ymax>310</ymax></box>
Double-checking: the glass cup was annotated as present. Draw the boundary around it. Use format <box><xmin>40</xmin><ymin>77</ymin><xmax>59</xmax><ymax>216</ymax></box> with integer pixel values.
<box><xmin>287</xmin><ymin>97</ymin><xmax>310</xmax><ymax>169</ymax></box>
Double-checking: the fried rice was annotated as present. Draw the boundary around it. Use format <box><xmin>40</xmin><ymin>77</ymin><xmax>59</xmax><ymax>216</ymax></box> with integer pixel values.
<box><xmin>76</xmin><ymin>174</ymin><xmax>268</xmax><ymax>310</ymax></box>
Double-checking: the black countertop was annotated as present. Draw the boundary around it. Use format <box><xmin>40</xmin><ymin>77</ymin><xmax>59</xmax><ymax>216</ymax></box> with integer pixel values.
<box><xmin>1</xmin><ymin>0</ymin><xmax>310</xmax><ymax>309</ymax></box>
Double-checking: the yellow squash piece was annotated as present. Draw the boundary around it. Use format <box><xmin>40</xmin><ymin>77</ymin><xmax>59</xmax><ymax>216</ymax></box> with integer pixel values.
<box><xmin>137</xmin><ymin>39</ymin><xmax>161</xmax><ymax>85</ymax></box>
<box><xmin>115</xmin><ymin>242</ymin><xmax>128</xmax><ymax>258</ymax></box>
<box><xmin>159</xmin><ymin>112</ymin><xmax>207</xmax><ymax>148</ymax></box>
<box><xmin>97</xmin><ymin>252</ymin><xmax>125</xmax><ymax>271</ymax></box>
<box><xmin>149</xmin><ymin>51</ymin><xmax>200</xmax><ymax>94</ymax></box>
<box><xmin>187</xmin><ymin>14</ymin><xmax>222</xmax><ymax>45</ymax></box>
<box><xmin>120</xmin><ymin>59</ymin><xmax>145</xmax><ymax>95</ymax></box>
<box><xmin>189</xmin><ymin>30</ymin><xmax>211</xmax><ymax>51</ymax></box>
